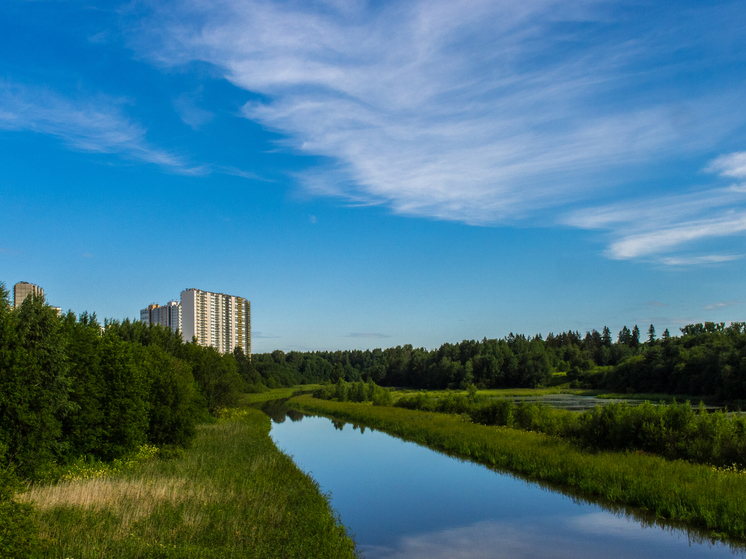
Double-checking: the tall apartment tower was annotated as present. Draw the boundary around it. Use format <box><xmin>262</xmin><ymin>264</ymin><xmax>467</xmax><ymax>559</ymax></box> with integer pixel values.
<box><xmin>140</xmin><ymin>300</ymin><xmax>182</xmax><ymax>335</ymax></box>
<box><xmin>180</xmin><ymin>288</ymin><xmax>251</xmax><ymax>356</ymax></box>
<box><xmin>14</xmin><ymin>281</ymin><xmax>44</xmax><ymax>308</ymax></box>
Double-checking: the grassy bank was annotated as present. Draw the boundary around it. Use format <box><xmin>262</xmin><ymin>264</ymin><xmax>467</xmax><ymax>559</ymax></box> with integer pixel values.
<box><xmin>23</xmin><ymin>405</ymin><xmax>357</xmax><ymax>558</ymax></box>
<box><xmin>240</xmin><ymin>386</ymin><xmax>321</xmax><ymax>405</ymax></box>
<box><xmin>290</xmin><ymin>394</ymin><xmax>746</xmax><ymax>541</ymax></box>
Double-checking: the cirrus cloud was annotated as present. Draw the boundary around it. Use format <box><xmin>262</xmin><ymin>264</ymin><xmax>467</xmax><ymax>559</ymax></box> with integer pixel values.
<box><xmin>129</xmin><ymin>0</ymin><xmax>746</xmax><ymax>228</ymax></box>
<box><xmin>0</xmin><ymin>79</ymin><xmax>192</xmax><ymax>170</ymax></box>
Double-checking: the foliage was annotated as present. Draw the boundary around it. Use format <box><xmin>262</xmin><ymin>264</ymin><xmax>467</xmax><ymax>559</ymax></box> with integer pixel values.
<box><xmin>394</xmin><ymin>390</ymin><xmax>746</xmax><ymax>468</ymax></box>
<box><xmin>250</xmin><ymin>321</ymin><xmax>746</xmax><ymax>402</ymax></box>
<box><xmin>313</xmin><ymin>379</ymin><xmax>393</xmax><ymax>406</ymax></box>
<box><xmin>0</xmin><ymin>445</ymin><xmax>40</xmax><ymax>559</ymax></box>
<box><xmin>0</xmin><ymin>288</ymin><xmax>71</xmax><ymax>479</ymax></box>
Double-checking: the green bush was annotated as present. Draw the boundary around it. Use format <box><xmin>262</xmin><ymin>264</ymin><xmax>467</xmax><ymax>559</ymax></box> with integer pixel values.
<box><xmin>0</xmin><ymin>447</ymin><xmax>39</xmax><ymax>558</ymax></box>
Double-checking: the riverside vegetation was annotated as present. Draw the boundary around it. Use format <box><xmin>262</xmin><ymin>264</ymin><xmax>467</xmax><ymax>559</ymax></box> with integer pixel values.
<box><xmin>23</xmin><ymin>405</ymin><xmax>356</xmax><ymax>558</ymax></box>
<box><xmin>0</xmin><ymin>283</ymin><xmax>355</xmax><ymax>558</ymax></box>
<box><xmin>297</xmin><ymin>386</ymin><xmax>746</xmax><ymax>540</ymax></box>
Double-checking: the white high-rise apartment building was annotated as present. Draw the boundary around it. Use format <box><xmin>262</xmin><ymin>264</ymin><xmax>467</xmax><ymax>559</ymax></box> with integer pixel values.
<box><xmin>140</xmin><ymin>300</ymin><xmax>182</xmax><ymax>335</ymax></box>
<box><xmin>14</xmin><ymin>281</ymin><xmax>44</xmax><ymax>308</ymax></box>
<box><xmin>180</xmin><ymin>288</ymin><xmax>251</xmax><ymax>356</ymax></box>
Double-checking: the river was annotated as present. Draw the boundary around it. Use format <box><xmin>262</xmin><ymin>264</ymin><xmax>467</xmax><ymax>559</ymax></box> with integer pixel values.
<box><xmin>257</xmin><ymin>400</ymin><xmax>744</xmax><ymax>559</ymax></box>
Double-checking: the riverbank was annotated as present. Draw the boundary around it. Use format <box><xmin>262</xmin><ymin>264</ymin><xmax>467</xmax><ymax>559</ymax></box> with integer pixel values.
<box><xmin>290</xmin><ymin>394</ymin><xmax>746</xmax><ymax>541</ymax></box>
<box><xmin>24</xmin><ymin>404</ymin><xmax>357</xmax><ymax>558</ymax></box>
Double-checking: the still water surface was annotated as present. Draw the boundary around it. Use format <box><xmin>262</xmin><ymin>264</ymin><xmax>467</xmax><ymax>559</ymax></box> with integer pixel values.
<box><xmin>260</xmin><ymin>402</ymin><xmax>743</xmax><ymax>559</ymax></box>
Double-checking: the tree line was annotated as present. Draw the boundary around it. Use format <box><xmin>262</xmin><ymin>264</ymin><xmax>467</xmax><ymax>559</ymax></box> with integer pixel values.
<box><xmin>255</xmin><ymin>322</ymin><xmax>746</xmax><ymax>401</ymax></box>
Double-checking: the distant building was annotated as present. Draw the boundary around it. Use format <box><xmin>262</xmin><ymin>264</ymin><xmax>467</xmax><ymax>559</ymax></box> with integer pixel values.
<box><xmin>140</xmin><ymin>300</ymin><xmax>182</xmax><ymax>335</ymax></box>
<box><xmin>14</xmin><ymin>281</ymin><xmax>45</xmax><ymax>308</ymax></box>
<box><xmin>181</xmin><ymin>288</ymin><xmax>251</xmax><ymax>356</ymax></box>
<box><xmin>13</xmin><ymin>281</ymin><xmax>61</xmax><ymax>315</ymax></box>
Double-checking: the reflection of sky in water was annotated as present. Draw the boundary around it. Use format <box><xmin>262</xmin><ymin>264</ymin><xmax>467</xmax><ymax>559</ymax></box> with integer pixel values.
<box><xmin>269</xmin><ymin>415</ymin><xmax>742</xmax><ymax>558</ymax></box>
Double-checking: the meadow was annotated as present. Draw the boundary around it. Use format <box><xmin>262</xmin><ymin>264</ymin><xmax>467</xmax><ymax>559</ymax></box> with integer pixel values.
<box><xmin>290</xmin><ymin>394</ymin><xmax>746</xmax><ymax>541</ymax></box>
<box><xmin>22</xmin><ymin>401</ymin><xmax>357</xmax><ymax>559</ymax></box>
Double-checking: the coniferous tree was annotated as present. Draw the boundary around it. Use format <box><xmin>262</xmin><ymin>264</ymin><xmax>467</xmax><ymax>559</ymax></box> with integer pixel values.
<box><xmin>601</xmin><ymin>326</ymin><xmax>612</xmax><ymax>347</ymax></box>
<box><xmin>618</xmin><ymin>326</ymin><xmax>631</xmax><ymax>345</ymax></box>
<box><xmin>631</xmin><ymin>325</ymin><xmax>641</xmax><ymax>348</ymax></box>
<box><xmin>647</xmin><ymin>324</ymin><xmax>656</xmax><ymax>344</ymax></box>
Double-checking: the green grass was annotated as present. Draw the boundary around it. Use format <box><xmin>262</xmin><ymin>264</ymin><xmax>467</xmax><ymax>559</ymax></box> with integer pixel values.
<box><xmin>290</xmin><ymin>394</ymin><xmax>746</xmax><ymax>542</ymax></box>
<box><xmin>389</xmin><ymin>386</ymin><xmax>593</xmax><ymax>401</ymax></box>
<box><xmin>24</xmin><ymin>405</ymin><xmax>357</xmax><ymax>559</ymax></box>
<box><xmin>240</xmin><ymin>386</ymin><xmax>321</xmax><ymax>405</ymax></box>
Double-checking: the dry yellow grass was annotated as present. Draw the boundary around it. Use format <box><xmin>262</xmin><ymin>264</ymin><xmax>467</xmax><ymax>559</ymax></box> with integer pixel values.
<box><xmin>22</xmin><ymin>476</ymin><xmax>221</xmax><ymax>536</ymax></box>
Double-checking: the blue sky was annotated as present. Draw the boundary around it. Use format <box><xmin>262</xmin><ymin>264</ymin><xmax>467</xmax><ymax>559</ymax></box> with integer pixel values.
<box><xmin>1</xmin><ymin>0</ymin><xmax>745</xmax><ymax>352</ymax></box>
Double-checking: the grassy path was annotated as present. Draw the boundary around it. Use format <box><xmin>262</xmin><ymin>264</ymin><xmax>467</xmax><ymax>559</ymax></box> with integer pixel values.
<box><xmin>290</xmin><ymin>394</ymin><xmax>746</xmax><ymax>542</ymax></box>
<box><xmin>25</xmin><ymin>405</ymin><xmax>357</xmax><ymax>558</ymax></box>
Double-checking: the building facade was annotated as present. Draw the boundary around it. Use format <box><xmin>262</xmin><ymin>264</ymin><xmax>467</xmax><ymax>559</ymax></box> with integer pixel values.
<box><xmin>14</xmin><ymin>281</ymin><xmax>44</xmax><ymax>308</ymax></box>
<box><xmin>180</xmin><ymin>288</ymin><xmax>251</xmax><ymax>356</ymax></box>
<box><xmin>140</xmin><ymin>300</ymin><xmax>182</xmax><ymax>335</ymax></box>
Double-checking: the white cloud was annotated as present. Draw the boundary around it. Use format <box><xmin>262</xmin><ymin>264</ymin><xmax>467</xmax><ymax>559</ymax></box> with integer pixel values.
<box><xmin>703</xmin><ymin>299</ymin><xmax>740</xmax><ymax>310</ymax></box>
<box><xmin>706</xmin><ymin>151</ymin><xmax>746</xmax><ymax>179</ymax></box>
<box><xmin>607</xmin><ymin>213</ymin><xmax>746</xmax><ymax>260</ymax></box>
<box><xmin>662</xmin><ymin>255</ymin><xmax>741</xmax><ymax>267</ymax></box>
<box><xmin>173</xmin><ymin>89</ymin><xmax>214</xmax><ymax>129</ymax></box>
<box><xmin>129</xmin><ymin>0</ymin><xmax>746</xmax><ymax>225</ymax></box>
<box><xmin>343</xmin><ymin>332</ymin><xmax>391</xmax><ymax>338</ymax></box>
<box><xmin>565</xmin><ymin>171</ymin><xmax>746</xmax><ymax>263</ymax></box>
<box><xmin>0</xmin><ymin>80</ymin><xmax>190</xmax><ymax>170</ymax></box>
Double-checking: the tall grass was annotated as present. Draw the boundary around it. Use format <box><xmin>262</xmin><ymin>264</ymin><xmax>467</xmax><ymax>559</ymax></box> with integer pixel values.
<box><xmin>239</xmin><ymin>386</ymin><xmax>322</xmax><ymax>405</ymax></box>
<box><xmin>23</xmin><ymin>406</ymin><xmax>357</xmax><ymax>558</ymax></box>
<box><xmin>395</xmin><ymin>391</ymin><xmax>746</xmax><ymax>468</ymax></box>
<box><xmin>291</xmin><ymin>394</ymin><xmax>746</xmax><ymax>541</ymax></box>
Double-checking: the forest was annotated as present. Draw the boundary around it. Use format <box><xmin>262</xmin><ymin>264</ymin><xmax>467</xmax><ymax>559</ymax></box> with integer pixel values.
<box><xmin>253</xmin><ymin>322</ymin><xmax>746</xmax><ymax>402</ymax></box>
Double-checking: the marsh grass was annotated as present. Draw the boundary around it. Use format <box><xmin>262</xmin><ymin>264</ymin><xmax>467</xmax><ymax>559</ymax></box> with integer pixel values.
<box><xmin>239</xmin><ymin>386</ymin><xmax>321</xmax><ymax>405</ymax></box>
<box><xmin>291</xmin><ymin>395</ymin><xmax>746</xmax><ymax>541</ymax></box>
<box><xmin>23</xmin><ymin>407</ymin><xmax>356</xmax><ymax>558</ymax></box>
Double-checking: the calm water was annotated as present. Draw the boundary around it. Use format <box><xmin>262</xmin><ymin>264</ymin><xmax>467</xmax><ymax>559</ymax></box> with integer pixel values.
<box><xmin>259</xmin><ymin>402</ymin><xmax>744</xmax><ymax>559</ymax></box>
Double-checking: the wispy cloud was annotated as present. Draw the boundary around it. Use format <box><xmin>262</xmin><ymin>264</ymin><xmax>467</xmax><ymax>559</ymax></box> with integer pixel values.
<box><xmin>705</xmin><ymin>151</ymin><xmax>746</xmax><ymax>179</ymax></box>
<box><xmin>252</xmin><ymin>331</ymin><xmax>281</xmax><ymax>339</ymax></box>
<box><xmin>343</xmin><ymin>333</ymin><xmax>391</xmax><ymax>339</ymax></box>
<box><xmin>0</xmin><ymin>80</ymin><xmax>191</xmax><ymax>170</ymax></box>
<box><xmin>565</xmin><ymin>153</ymin><xmax>746</xmax><ymax>263</ymax></box>
<box><xmin>661</xmin><ymin>254</ymin><xmax>741</xmax><ymax>266</ymax></box>
<box><xmin>173</xmin><ymin>88</ymin><xmax>214</xmax><ymax>130</ymax></box>
<box><xmin>704</xmin><ymin>300</ymin><xmax>740</xmax><ymax>310</ymax></box>
<box><xmin>215</xmin><ymin>165</ymin><xmax>268</xmax><ymax>181</ymax></box>
<box><xmin>130</xmin><ymin>0</ymin><xmax>746</xmax><ymax>225</ymax></box>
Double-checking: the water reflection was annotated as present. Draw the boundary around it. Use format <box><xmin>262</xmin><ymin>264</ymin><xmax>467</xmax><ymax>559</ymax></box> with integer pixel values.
<box><xmin>259</xmin><ymin>402</ymin><xmax>744</xmax><ymax>558</ymax></box>
<box><xmin>363</xmin><ymin>514</ymin><xmax>733</xmax><ymax>559</ymax></box>
<box><xmin>249</xmin><ymin>398</ymin><xmax>306</xmax><ymax>423</ymax></box>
